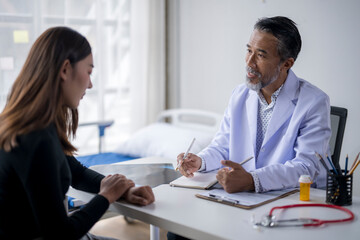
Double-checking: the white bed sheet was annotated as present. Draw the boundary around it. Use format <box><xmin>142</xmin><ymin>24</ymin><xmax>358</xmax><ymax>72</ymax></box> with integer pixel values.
<box><xmin>114</xmin><ymin>109</ymin><xmax>222</xmax><ymax>163</ymax></box>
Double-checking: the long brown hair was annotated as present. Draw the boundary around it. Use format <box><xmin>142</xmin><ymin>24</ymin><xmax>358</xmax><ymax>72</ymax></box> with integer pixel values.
<box><xmin>0</xmin><ymin>27</ymin><xmax>91</xmax><ymax>155</ymax></box>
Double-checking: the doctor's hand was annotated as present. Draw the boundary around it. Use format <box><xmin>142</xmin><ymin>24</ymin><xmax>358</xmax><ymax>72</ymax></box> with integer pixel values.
<box><xmin>216</xmin><ymin>160</ymin><xmax>255</xmax><ymax>193</ymax></box>
<box><xmin>177</xmin><ymin>153</ymin><xmax>201</xmax><ymax>178</ymax></box>
<box><xmin>123</xmin><ymin>186</ymin><xmax>155</xmax><ymax>206</ymax></box>
<box><xmin>99</xmin><ymin>174</ymin><xmax>135</xmax><ymax>203</ymax></box>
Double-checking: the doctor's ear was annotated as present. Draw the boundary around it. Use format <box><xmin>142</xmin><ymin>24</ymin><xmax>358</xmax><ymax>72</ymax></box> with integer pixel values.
<box><xmin>59</xmin><ymin>59</ymin><xmax>72</xmax><ymax>81</ymax></box>
<box><xmin>281</xmin><ymin>58</ymin><xmax>294</xmax><ymax>72</ymax></box>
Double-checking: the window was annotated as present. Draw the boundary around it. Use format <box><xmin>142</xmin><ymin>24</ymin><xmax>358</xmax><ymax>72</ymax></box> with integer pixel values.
<box><xmin>0</xmin><ymin>0</ymin><xmax>132</xmax><ymax>155</ymax></box>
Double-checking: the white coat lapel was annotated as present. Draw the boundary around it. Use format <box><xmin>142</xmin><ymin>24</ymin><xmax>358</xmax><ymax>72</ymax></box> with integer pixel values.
<box><xmin>262</xmin><ymin>70</ymin><xmax>299</xmax><ymax>145</ymax></box>
<box><xmin>246</xmin><ymin>90</ymin><xmax>259</xmax><ymax>156</ymax></box>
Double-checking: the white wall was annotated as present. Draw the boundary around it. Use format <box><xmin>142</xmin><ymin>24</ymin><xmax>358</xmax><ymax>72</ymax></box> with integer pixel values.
<box><xmin>169</xmin><ymin>0</ymin><xmax>360</xmax><ymax>196</ymax></box>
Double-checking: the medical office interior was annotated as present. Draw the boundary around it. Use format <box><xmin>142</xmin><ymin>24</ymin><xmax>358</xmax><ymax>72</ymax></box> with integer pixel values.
<box><xmin>1</xmin><ymin>0</ymin><xmax>360</xmax><ymax>238</ymax></box>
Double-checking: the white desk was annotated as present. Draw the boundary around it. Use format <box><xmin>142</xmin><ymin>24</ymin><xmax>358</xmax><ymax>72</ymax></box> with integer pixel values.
<box><xmin>68</xmin><ymin>184</ymin><xmax>360</xmax><ymax>240</ymax></box>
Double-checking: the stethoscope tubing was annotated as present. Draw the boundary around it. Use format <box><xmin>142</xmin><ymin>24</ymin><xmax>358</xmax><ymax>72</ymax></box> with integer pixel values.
<box><xmin>268</xmin><ymin>203</ymin><xmax>354</xmax><ymax>227</ymax></box>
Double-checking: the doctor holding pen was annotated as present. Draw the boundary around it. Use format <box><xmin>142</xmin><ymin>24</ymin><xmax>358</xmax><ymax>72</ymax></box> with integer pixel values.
<box><xmin>176</xmin><ymin>16</ymin><xmax>331</xmax><ymax>196</ymax></box>
<box><xmin>0</xmin><ymin>27</ymin><xmax>154</xmax><ymax>240</ymax></box>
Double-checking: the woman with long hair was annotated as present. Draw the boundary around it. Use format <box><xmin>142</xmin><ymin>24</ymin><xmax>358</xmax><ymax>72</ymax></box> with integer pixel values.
<box><xmin>0</xmin><ymin>26</ymin><xmax>154</xmax><ymax>239</ymax></box>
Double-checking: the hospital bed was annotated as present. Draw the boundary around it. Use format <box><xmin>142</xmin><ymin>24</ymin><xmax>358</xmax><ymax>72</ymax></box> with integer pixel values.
<box><xmin>76</xmin><ymin>108</ymin><xmax>223</xmax><ymax>168</ymax></box>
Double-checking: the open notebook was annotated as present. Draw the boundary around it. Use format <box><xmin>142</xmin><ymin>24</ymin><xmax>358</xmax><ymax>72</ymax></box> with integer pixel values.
<box><xmin>169</xmin><ymin>171</ymin><xmax>218</xmax><ymax>189</ymax></box>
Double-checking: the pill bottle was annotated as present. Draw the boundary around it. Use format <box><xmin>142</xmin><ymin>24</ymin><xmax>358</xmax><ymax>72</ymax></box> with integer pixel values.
<box><xmin>299</xmin><ymin>175</ymin><xmax>312</xmax><ymax>201</ymax></box>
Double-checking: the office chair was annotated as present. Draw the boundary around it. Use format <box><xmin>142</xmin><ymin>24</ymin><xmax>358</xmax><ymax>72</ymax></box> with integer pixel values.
<box><xmin>329</xmin><ymin>106</ymin><xmax>348</xmax><ymax>170</ymax></box>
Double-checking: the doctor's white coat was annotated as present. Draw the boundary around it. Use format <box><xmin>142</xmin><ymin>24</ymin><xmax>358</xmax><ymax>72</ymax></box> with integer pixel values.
<box><xmin>198</xmin><ymin>70</ymin><xmax>331</xmax><ymax>191</ymax></box>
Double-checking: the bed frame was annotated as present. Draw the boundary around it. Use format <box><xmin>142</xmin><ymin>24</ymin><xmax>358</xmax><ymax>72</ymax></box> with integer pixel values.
<box><xmin>77</xmin><ymin>108</ymin><xmax>222</xmax><ymax>167</ymax></box>
<box><xmin>157</xmin><ymin>108</ymin><xmax>222</xmax><ymax>133</ymax></box>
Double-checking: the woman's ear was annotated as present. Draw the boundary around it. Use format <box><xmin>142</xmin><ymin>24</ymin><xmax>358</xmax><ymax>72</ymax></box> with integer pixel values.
<box><xmin>59</xmin><ymin>59</ymin><xmax>71</xmax><ymax>81</ymax></box>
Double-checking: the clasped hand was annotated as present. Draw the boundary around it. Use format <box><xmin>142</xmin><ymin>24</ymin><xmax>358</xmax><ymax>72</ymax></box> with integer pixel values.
<box><xmin>99</xmin><ymin>174</ymin><xmax>155</xmax><ymax>205</ymax></box>
<box><xmin>216</xmin><ymin>160</ymin><xmax>254</xmax><ymax>193</ymax></box>
<box><xmin>177</xmin><ymin>153</ymin><xmax>254</xmax><ymax>193</ymax></box>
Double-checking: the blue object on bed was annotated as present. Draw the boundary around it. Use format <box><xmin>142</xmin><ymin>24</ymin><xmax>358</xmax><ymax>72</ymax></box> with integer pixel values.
<box><xmin>76</xmin><ymin>152</ymin><xmax>138</xmax><ymax>168</ymax></box>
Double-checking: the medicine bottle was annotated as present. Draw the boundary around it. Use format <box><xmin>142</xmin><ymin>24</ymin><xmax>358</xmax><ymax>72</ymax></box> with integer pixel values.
<box><xmin>299</xmin><ymin>175</ymin><xmax>312</xmax><ymax>201</ymax></box>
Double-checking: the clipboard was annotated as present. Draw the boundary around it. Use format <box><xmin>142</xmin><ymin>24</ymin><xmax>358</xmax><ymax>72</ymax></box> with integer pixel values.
<box><xmin>196</xmin><ymin>188</ymin><xmax>299</xmax><ymax>209</ymax></box>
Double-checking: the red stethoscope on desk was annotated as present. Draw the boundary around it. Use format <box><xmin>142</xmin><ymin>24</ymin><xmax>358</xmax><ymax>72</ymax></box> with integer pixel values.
<box><xmin>254</xmin><ymin>203</ymin><xmax>354</xmax><ymax>228</ymax></box>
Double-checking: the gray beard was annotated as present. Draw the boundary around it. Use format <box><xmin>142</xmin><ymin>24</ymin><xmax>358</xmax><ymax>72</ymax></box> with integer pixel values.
<box><xmin>246</xmin><ymin>78</ymin><xmax>262</xmax><ymax>92</ymax></box>
<box><xmin>245</xmin><ymin>66</ymin><xmax>280</xmax><ymax>92</ymax></box>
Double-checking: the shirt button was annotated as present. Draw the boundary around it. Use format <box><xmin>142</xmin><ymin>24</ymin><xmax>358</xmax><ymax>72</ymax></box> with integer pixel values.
<box><xmin>261</xmin><ymin>148</ymin><xmax>265</xmax><ymax>152</ymax></box>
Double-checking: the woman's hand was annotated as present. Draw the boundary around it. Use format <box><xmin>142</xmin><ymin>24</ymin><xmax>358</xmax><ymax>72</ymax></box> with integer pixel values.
<box><xmin>123</xmin><ymin>186</ymin><xmax>155</xmax><ymax>206</ymax></box>
<box><xmin>99</xmin><ymin>174</ymin><xmax>135</xmax><ymax>203</ymax></box>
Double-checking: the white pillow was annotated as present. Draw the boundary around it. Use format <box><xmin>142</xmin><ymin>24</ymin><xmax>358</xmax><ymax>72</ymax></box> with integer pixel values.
<box><xmin>115</xmin><ymin>122</ymin><xmax>215</xmax><ymax>160</ymax></box>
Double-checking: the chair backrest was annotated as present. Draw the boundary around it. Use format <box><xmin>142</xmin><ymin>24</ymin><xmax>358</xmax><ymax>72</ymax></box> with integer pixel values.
<box><xmin>330</xmin><ymin>106</ymin><xmax>348</xmax><ymax>169</ymax></box>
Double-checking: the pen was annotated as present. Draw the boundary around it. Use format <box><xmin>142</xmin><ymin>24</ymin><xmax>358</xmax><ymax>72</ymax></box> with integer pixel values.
<box><xmin>239</xmin><ymin>156</ymin><xmax>254</xmax><ymax>165</ymax></box>
<box><xmin>176</xmin><ymin>138</ymin><xmax>196</xmax><ymax>171</ymax></box>
<box><xmin>209</xmin><ymin>193</ymin><xmax>240</xmax><ymax>204</ymax></box>
<box><xmin>222</xmin><ymin>156</ymin><xmax>253</xmax><ymax>171</ymax></box>
<box><xmin>326</xmin><ymin>154</ymin><xmax>339</xmax><ymax>175</ymax></box>
<box><xmin>345</xmin><ymin>154</ymin><xmax>349</xmax><ymax>175</ymax></box>
<box><xmin>349</xmin><ymin>152</ymin><xmax>359</xmax><ymax>171</ymax></box>
<box><xmin>315</xmin><ymin>152</ymin><xmax>330</xmax><ymax>173</ymax></box>
<box><xmin>348</xmin><ymin>157</ymin><xmax>360</xmax><ymax>176</ymax></box>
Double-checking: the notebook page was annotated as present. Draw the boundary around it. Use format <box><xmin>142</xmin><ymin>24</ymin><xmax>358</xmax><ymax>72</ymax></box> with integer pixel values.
<box><xmin>170</xmin><ymin>171</ymin><xmax>218</xmax><ymax>189</ymax></box>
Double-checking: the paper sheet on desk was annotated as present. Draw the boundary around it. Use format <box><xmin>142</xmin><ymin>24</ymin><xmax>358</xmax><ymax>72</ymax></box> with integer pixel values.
<box><xmin>196</xmin><ymin>188</ymin><xmax>299</xmax><ymax>209</ymax></box>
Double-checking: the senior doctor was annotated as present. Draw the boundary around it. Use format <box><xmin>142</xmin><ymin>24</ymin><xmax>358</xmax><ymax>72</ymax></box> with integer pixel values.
<box><xmin>177</xmin><ymin>16</ymin><xmax>331</xmax><ymax>193</ymax></box>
